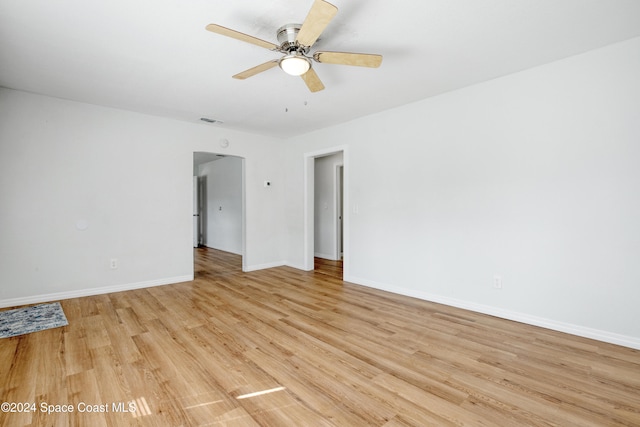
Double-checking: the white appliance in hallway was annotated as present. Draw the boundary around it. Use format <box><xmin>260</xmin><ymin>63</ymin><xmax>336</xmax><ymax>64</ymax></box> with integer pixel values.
<box><xmin>193</xmin><ymin>176</ymin><xmax>200</xmax><ymax>247</ymax></box>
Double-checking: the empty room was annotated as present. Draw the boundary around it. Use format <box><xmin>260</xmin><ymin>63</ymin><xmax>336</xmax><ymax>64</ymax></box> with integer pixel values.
<box><xmin>1</xmin><ymin>0</ymin><xmax>639</xmax><ymax>425</ymax></box>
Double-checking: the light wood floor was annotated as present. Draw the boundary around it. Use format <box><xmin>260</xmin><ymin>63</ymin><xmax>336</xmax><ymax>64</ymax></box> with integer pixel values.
<box><xmin>1</xmin><ymin>248</ymin><xmax>639</xmax><ymax>426</ymax></box>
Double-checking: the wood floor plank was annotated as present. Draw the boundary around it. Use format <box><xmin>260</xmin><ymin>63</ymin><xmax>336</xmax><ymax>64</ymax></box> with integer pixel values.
<box><xmin>1</xmin><ymin>247</ymin><xmax>639</xmax><ymax>426</ymax></box>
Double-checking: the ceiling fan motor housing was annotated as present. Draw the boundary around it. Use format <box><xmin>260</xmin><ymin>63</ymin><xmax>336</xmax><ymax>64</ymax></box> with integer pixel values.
<box><xmin>277</xmin><ymin>24</ymin><xmax>307</xmax><ymax>53</ymax></box>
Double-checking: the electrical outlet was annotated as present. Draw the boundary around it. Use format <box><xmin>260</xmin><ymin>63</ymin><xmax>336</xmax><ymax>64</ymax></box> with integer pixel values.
<box><xmin>493</xmin><ymin>275</ymin><xmax>502</xmax><ymax>289</ymax></box>
<box><xmin>110</xmin><ymin>258</ymin><xmax>118</xmax><ymax>270</ymax></box>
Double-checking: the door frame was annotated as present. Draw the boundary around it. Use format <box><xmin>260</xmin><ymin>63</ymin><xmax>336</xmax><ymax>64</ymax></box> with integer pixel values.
<box><xmin>335</xmin><ymin>164</ymin><xmax>344</xmax><ymax>260</ymax></box>
<box><xmin>303</xmin><ymin>146</ymin><xmax>349</xmax><ymax>276</ymax></box>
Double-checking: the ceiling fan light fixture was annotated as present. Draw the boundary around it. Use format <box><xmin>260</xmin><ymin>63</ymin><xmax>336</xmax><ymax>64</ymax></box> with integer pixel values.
<box><xmin>279</xmin><ymin>54</ymin><xmax>311</xmax><ymax>76</ymax></box>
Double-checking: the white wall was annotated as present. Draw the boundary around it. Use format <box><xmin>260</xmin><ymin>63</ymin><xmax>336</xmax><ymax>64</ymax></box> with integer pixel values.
<box><xmin>314</xmin><ymin>153</ymin><xmax>343</xmax><ymax>260</ymax></box>
<box><xmin>2</xmin><ymin>37</ymin><xmax>639</xmax><ymax>349</ymax></box>
<box><xmin>284</xmin><ymin>37</ymin><xmax>640</xmax><ymax>349</ymax></box>
<box><xmin>0</xmin><ymin>88</ymin><xmax>286</xmax><ymax>306</ymax></box>
<box><xmin>198</xmin><ymin>156</ymin><xmax>243</xmax><ymax>255</ymax></box>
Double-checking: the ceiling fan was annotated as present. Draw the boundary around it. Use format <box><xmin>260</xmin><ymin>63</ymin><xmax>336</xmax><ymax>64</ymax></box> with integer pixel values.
<box><xmin>205</xmin><ymin>0</ymin><xmax>382</xmax><ymax>93</ymax></box>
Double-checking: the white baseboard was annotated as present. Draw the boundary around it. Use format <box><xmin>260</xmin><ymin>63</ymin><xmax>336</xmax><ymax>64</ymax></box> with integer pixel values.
<box><xmin>0</xmin><ymin>275</ymin><xmax>193</xmax><ymax>309</ymax></box>
<box><xmin>284</xmin><ymin>262</ymin><xmax>310</xmax><ymax>271</ymax></box>
<box><xmin>314</xmin><ymin>252</ymin><xmax>339</xmax><ymax>261</ymax></box>
<box><xmin>344</xmin><ymin>274</ymin><xmax>640</xmax><ymax>351</ymax></box>
<box><xmin>203</xmin><ymin>244</ymin><xmax>242</xmax><ymax>256</ymax></box>
<box><xmin>243</xmin><ymin>261</ymin><xmax>286</xmax><ymax>272</ymax></box>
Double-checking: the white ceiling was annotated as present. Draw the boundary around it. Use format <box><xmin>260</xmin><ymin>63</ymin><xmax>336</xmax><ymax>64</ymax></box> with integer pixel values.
<box><xmin>2</xmin><ymin>0</ymin><xmax>640</xmax><ymax>138</ymax></box>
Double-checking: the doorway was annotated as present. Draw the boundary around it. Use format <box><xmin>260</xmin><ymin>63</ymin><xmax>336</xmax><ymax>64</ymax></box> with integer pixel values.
<box><xmin>313</xmin><ymin>152</ymin><xmax>343</xmax><ymax>260</ymax></box>
<box><xmin>193</xmin><ymin>152</ymin><xmax>246</xmax><ymax>271</ymax></box>
<box><xmin>303</xmin><ymin>146</ymin><xmax>348</xmax><ymax>278</ymax></box>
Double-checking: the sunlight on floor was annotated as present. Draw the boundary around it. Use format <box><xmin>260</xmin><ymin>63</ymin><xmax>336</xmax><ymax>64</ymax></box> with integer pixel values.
<box><xmin>236</xmin><ymin>386</ymin><xmax>287</xmax><ymax>400</ymax></box>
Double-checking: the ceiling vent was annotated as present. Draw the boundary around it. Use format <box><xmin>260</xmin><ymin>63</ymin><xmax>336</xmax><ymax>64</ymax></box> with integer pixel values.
<box><xmin>200</xmin><ymin>117</ymin><xmax>223</xmax><ymax>124</ymax></box>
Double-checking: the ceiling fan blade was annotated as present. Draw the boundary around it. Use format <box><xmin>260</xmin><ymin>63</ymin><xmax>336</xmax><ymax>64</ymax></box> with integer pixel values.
<box><xmin>301</xmin><ymin>68</ymin><xmax>325</xmax><ymax>92</ymax></box>
<box><xmin>206</xmin><ymin>24</ymin><xmax>278</xmax><ymax>50</ymax></box>
<box><xmin>296</xmin><ymin>0</ymin><xmax>338</xmax><ymax>48</ymax></box>
<box><xmin>233</xmin><ymin>60</ymin><xmax>279</xmax><ymax>80</ymax></box>
<box><xmin>314</xmin><ymin>51</ymin><xmax>383</xmax><ymax>68</ymax></box>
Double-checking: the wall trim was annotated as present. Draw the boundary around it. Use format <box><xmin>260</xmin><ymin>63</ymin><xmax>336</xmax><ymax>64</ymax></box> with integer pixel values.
<box><xmin>204</xmin><ymin>244</ymin><xmax>242</xmax><ymax>256</ymax></box>
<box><xmin>314</xmin><ymin>252</ymin><xmax>338</xmax><ymax>261</ymax></box>
<box><xmin>243</xmin><ymin>261</ymin><xmax>286</xmax><ymax>272</ymax></box>
<box><xmin>284</xmin><ymin>262</ymin><xmax>309</xmax><ymax>271</ymax></box>
<box><xmin>344</xmin><ymin>274</ymin><xmax>640</xmax><ymax>351</ymax></box>
<box><xmin>0</xmin><ymin>275</ymin><xmax>193</xmax><ymax>309</ymax></box>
